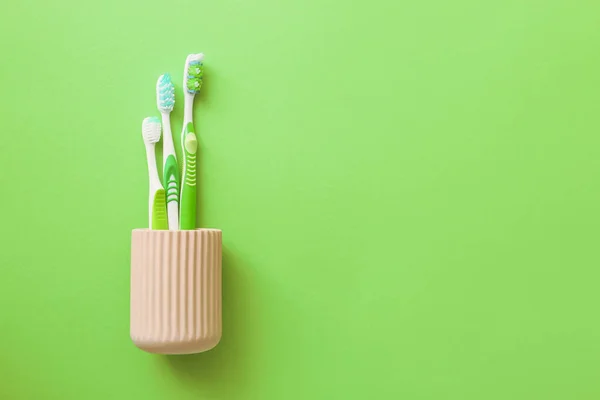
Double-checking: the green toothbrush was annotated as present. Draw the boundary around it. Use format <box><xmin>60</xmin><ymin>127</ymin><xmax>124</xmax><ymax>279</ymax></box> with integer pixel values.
<box><xmin>142</xmin><ymin>117</ymin><xmax>168</xmax><ymax>230</ymax></box>
<box><xmin>179</xmin><ymin>53</ymin><xmax>204</xmax><ymax>230</ymax></box>
<box><xmin>157</xmin><ymin>73</ymin><xmax>179</xmax><ymax>230</ymax></box>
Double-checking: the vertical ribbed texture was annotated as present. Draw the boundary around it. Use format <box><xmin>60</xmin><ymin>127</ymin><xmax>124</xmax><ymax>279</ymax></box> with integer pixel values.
<box><xmin>130</xmin><ymin>229</ymin><xmax>222</xmax><ymax>354</ymax></box>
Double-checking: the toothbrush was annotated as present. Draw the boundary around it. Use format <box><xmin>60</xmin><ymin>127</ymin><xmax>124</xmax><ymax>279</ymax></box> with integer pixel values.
<box><xmin>142</xmin><ymin>117</ymin><xmax>168</xmax><ymax>230</ymax></box>
<box><xmin>156</xmin><ymin>73</ymin><xmax>179</xmax><ymax>230</ymax></box>
<box><xmin>179</xmin><ymin>53</ymin><xmax>204</xmax><ymax>230</ymax></box>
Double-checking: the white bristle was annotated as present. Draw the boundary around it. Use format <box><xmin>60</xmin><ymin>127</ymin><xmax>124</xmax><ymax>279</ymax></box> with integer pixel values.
<box><xmin>142</xmin><ymin>117</ymin><xmax>162</xmax><ymax>144</ymax></box>
<box><xmin>188</xmin><ymin>53</ymin><xmax>204</xmax><ymax>63</ymax></box>
<box><xmin>156</xmin><ymin>73</ymin><xmax>175</xmax><ymax>113</ymax></box>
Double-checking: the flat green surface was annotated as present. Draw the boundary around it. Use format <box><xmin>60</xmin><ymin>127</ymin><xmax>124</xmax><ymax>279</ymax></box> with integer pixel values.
<box><xmin>1</xmin><ymin>0</ymin><xmax>600</xmax><ymax>399</ymax></box>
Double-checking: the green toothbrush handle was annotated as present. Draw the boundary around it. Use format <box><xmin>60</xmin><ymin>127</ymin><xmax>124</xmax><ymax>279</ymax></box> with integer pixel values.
<box><xmin>180</xmin><ymin>123</ymin><xmax>197</xmax><ymax>230</ymax></box>
<box><xmin>152</xmin><ymin>189</ymin><xmax>169</xmax><ymax>230</ymax></box>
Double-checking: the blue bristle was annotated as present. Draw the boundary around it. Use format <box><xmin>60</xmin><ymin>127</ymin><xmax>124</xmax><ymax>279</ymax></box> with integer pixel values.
<box><xmin>157</xmin><ymin>73</ymin><xmax>175</xmax><ymax>111</ymax></box>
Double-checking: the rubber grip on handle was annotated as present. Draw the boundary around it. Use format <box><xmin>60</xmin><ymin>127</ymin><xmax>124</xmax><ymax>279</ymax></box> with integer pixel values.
<box><xmin>164</xmin><ymin>155</ymin><xmax>180</xmax><ymax>204</ymax></box>
<box><xmin>152</xmin><ymin>189</ymin><xmax>169</xmax><ymax>230</ymax></box>
<box><xmin>179</xmin><ymin>122</ymin><xmax>197</xmax><ymax>230</ymax></box>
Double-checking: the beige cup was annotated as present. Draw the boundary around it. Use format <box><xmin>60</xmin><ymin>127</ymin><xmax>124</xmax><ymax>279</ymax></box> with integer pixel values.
<box><xmin>130</xmin><ymin>229</ymin><xmax>222</xmax><ymax>354</ymax></box>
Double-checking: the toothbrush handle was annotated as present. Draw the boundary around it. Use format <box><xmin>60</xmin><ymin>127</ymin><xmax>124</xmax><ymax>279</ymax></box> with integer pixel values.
<box><xmin>146</xmin><ymin>143</ymin><xmax>168</xmax><ymax>230</ymax></box>
<box><xmin>180</xmin><ymin>122</ymin><xmax>197</xmax><ymax>230</ymax></box>
<box><xmin>151</xmin><ymin>188</ymin><xmax>169</xmax><ymax>230</ymax></box>
<box><xmin>163</xmin><ymin>154</ymin><xmax>180</xmax><ymax>229</ymax></box>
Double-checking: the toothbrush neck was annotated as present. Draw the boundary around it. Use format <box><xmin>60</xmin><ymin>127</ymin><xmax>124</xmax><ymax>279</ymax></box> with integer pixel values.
<box><xmin>184</xmin><ymin>94</ymin><xmax>195</xmax><ymax>122</ymax></box>
<box><xmin>145</xmin><ymin>143</ymin><xmax>155</xmax><ymax>168</ymax></box>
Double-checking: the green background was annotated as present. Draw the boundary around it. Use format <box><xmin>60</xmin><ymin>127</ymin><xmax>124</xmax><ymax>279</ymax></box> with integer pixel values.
<box><xmin>1</xmin><ymin>0</ymin><xmax>599</xmax><ymax>398</ymax></box>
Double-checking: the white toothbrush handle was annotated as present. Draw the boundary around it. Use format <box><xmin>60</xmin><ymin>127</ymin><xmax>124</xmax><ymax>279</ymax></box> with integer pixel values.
<box><xmin>145</xmin><ymin>143</ymin><xmax>167</xmax><ymax>229</ymax></box>
<box><xmin>167</xmin><ymin>202</ymin><xmax>178</xmax><ymax>230</ymax></box>
<box><xmin>161</xmin><ymin>112</ymin><xmax>180</xmax><ymax>230</ymax></box>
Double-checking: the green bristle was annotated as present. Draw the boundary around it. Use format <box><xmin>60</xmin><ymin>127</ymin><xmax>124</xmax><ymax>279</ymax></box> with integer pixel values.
<box><xmin>186</xmin><ymin>62</ymin><xmax>203</xmax><ymax>94</ymax></box>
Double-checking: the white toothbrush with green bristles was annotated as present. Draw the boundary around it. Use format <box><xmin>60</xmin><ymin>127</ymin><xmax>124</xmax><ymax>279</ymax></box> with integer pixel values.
<box><xmin>142</xmin><ymin>117</ymin><xmax>168</xmax><ymax>230</ymax></box>
<box><xmin>179</xmin><ymin>53</ymin><xmax>204</xmax><ymax>230</ymax></box>
<box><xmin>156</xmin><ymin>73</ymin><xmax>179</xmax><ymax>230</ymax></box>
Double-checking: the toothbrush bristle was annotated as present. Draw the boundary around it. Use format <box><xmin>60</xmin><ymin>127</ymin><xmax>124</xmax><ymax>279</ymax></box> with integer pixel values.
<box><xmin>142</xmin><ymin>117</ymin><xmax>162</xmax><ymax>144</ymax></box>
<box><xmin>157</xmin><ymin>73</ymin><xmax>175</xmax><ymax>112</ymax></box>
<box><xmin>185</xmin><ymin>53</ymin><xmax>204</xmax><ymax>94</ymax></box>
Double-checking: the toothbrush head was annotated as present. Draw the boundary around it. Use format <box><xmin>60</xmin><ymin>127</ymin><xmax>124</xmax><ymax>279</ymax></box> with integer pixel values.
<box><xmin>185</xmin><ymin>53</ymin><xmax>204</xmax><ymax>95</ymax></box>
<box><xmin>156</xmin><ymin>73</ymin><xmax>175</xmax><ymax>113</ymax></box>
<box><xmin>142</xmin><ymin>117</ymin><xmax>162</xmax><ymax>144</ymax></box>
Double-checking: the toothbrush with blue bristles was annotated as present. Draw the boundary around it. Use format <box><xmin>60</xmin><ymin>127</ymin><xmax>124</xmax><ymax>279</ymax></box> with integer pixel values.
<box><xmin>156</xmin><ymin>73</ymin><xmax>179</xmax><ymax>230</ymax></box>
<box><xmin>179</xmin><ymin>53</ymin><xmax>204</xmax><ymax>230</ymax></box>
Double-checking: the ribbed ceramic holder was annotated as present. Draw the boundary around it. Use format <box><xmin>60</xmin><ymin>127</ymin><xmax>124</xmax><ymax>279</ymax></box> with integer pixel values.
<box><xmin>130</xmin><ymin>229</ymin><xmax>222</xmax><ymax>354</ymax></box>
